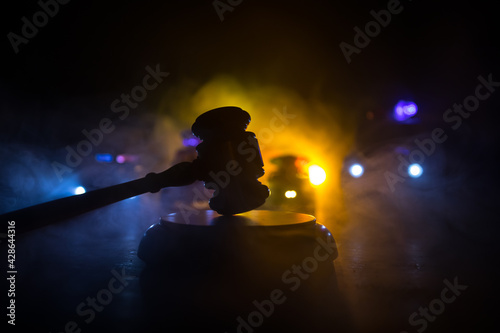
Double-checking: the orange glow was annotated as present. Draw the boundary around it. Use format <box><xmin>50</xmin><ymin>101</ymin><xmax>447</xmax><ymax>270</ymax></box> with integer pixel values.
<box><xmin>308</xmin><ymin>165</ymin><xmax>326</xmax><ymax>185</ymax></box>
<box><xmin>156</xmin><ymin>74</ymin><xmax>357</xmax><ymax>226</ymax></box>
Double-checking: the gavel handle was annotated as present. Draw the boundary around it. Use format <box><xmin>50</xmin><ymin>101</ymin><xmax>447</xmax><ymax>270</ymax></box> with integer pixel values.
<box><xmin>1</xmin><ymin>162</ymin><xmax>197</xmax><ymax>234</ymax></box>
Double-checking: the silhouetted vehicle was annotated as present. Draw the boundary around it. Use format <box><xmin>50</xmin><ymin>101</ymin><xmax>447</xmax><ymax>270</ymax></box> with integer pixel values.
<box><xmin>341</xmin><ymin>100</ymin><xmax>454</xmax><ymax>190</ymax></box>
<box><xmin>263</xmin><ymin>155</ymin><xmax>316</xmax><ymax>214</ymax></box>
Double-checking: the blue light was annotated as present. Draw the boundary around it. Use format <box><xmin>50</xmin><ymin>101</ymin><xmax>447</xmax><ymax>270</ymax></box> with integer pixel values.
<box><xmin>394</xmin><ymin>100</ymin><xmax>418</xmax><ymax>121</ymax></box>
<box><xmin>74</xmin><ymin>186</ymin><xmax>86</xmax><ymax>195</ymax></box>
<box><xmin>183</xmin><ymin>137</ymin><xmax>201</xmax><ymax>147</ymax></box>
<box><xmin>405</xmin><ymin>104</ymin><xmax>417</xmax><ymax>116</ymax></box>
<box><xmin>408</xmin><ymin>163</ymin><xmax>423</xmax><ymax>178</ymax></box>
<box><xmin>349</xmin><ymin>163</ymin><xmax>364</xmax><ymax>178</ymax></box>
<box><xmin>95</xmin><ymin>153</ymin><xmax>113</xmax><ymax>163</ymax></box>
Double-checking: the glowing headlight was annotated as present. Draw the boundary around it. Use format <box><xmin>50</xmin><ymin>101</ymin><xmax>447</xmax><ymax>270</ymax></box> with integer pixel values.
<box><xmin>308</xmin><ymin>165</ymin><xmax>326</xmax><ymax>185</ymax></box>
<box><xmin>408</xmin><ymin>163</ymin><xmax>423</xmax><ymax>178</ymax></box>
<box><xmin>74</xmin><ymin>186</ymin><xmax>86</xmax><ymax>195</ymax></box>
<box><xmin>349</xmin><ymin>163</ymin><xmax>364</xmax><ymax>178</ymax></box>
<box><xmin>285</xmin><ymin>190</ymin><xmax>297</xmax><ymax>199</ymax></box>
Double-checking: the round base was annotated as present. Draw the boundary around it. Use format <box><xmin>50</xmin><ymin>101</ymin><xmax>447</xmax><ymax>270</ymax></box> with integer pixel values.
<box><xmin>137</xmin><ymin>210</ymin><xmax>337</xmax><ymax>268</ymax></box>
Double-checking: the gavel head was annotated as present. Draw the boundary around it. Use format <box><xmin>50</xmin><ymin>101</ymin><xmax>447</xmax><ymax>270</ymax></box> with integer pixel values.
<box><xmin>191</xmin><ymin>106</ymin><xmax>270</xmax><ymax>215</ymax></box>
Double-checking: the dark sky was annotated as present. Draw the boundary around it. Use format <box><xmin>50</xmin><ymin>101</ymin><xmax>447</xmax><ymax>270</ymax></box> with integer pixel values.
<box><xmin>1</xmin><ymin>0</ymin><xmax>499</xmax><ymax>145</ymax></box>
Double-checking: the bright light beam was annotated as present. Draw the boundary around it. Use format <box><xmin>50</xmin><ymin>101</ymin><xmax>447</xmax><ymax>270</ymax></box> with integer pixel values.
<box><xmin>74</xmin><ymin>186</ymin><xmax>86</xmax><ymax>195</ymax></box>
<box><xmin>349</xmin><ymin>163</ymin><xmax>364</xmax><ymax>178</ymax></box>
<box><xmin>285</xmin><ymin>190</ymin><xmax>297</xmax><ymax>199</ymax></box>
<box><xmin>309</xmin><ymin>165</ymin><xmax>326</xmax><ymax>185</ymax></box>
<box><xmin>408</xmin><ymin>163</ymin><xmax>423</xmax><ymax>178</ymax></box>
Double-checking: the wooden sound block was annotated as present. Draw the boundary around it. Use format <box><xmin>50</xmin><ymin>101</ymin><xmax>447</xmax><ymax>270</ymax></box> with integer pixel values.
<box><xmin>137</xmin><ymin>211</ymin><xmax>350</xmax><ymax>332</ymax></box>
<box><xmin>137</xmin><ymin>210</ymin><xmax>337</xmax><ymax>268</ymax></box>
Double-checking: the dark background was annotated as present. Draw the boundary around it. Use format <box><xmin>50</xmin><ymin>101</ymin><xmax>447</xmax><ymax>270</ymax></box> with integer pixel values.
<box><xmin>2</xmin><ymin>0</ymin><xmax>499</xmax><ymax>137</ymax></box>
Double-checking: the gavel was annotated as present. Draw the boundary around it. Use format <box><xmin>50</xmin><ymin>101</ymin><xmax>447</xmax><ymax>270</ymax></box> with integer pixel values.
<box><xmin>1</xmin><ymin>107</ymin><xmax>269</xmax><ymax>234</ymax></box>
